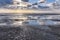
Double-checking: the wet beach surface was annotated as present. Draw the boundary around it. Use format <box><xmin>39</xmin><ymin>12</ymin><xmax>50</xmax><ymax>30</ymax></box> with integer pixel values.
<box><xmin>0</xmin><ymin>14</ymin><xmax>60</xmax><ymax>40</ymax></box>
<box><xmin>0</xmin><ymin>25</ymin><xmax>60</xmax><ymax>40</ymax></box>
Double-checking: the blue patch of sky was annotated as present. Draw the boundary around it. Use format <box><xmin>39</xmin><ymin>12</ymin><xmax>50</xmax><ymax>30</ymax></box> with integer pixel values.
<box><xmin>47</xmin><ymin>0</ymin><xmax>55</xmax><ymax>3</ymax></box>
<box><xmin>29</xmin><ymin>0</ymin><xmax>38</xmax><ymax>3</ymax></box>
<box><xmin>29</xmin><ymin>0</ymin><xmax>55</xmax><ymax>3</ymax></box>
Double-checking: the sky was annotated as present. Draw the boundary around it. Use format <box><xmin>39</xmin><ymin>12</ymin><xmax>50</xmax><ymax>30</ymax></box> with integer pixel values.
<box><xmin>0</xmin><ymin>0</ymin><xmax>56</xmax><ymax>5</ymax></box>
<box><xmin>29</xmin><ymin>0</ymin><xmax>55</xmax><ymax>3</ymax></box>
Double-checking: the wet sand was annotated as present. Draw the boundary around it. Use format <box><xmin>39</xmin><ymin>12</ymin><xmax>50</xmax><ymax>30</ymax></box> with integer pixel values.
<box><xmin>0</xmin><ymin>25</ymin><xmax>59</xmax><ymax>40</ymax></box>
